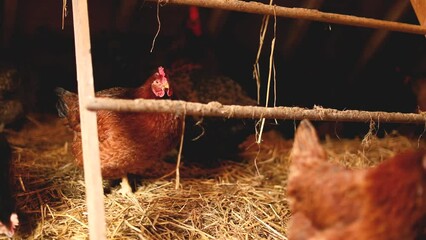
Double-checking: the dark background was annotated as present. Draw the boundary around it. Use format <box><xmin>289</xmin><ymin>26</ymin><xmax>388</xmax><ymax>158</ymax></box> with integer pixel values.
<box><xmin>0</xmin><ymin>0</ymin><xmax>425</xmax><ymax>136</ymax></box>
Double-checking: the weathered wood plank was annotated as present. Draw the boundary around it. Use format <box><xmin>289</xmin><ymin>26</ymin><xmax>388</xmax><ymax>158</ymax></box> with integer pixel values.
<box><xmin>87</xmin><ymin>98</ymin><xmax>426</xmax><ymax>124</ymax></box>
<box><xmin>411</xmin><ymin>0</ymin><xmax>426</xmax><ymax>27</ymax></box>
<box><xmin>71</xmin><ymin>1</ymin><xmax>106</xmax><ymax>239</ymax></box>
<box><xmin>148</xmin><ymin>0</ymin><xmax>426</xmax><ymax>34</ymax></box>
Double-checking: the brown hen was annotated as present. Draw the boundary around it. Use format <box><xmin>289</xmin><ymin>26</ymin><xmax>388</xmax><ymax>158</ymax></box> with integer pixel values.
<box><xmin>288</xmin><ymin>119</ymin><xmax>426</xmax><ymax>240</ymax></box>
<box><xmin>56</xmin><ymin>67</ymin><xmax>182</xmax><ymax>194</ymax></box>
<box><xmin>168</xmin><ymin>61</ymin><xmax>257</xmax><ymax>166</ymax></box>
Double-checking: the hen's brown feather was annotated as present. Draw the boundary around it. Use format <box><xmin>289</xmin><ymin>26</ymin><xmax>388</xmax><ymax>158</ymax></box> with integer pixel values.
<box><xmin>288</xmin><ymin>119</ymin><xmax>426</xmax><ymax>240</ymax></box>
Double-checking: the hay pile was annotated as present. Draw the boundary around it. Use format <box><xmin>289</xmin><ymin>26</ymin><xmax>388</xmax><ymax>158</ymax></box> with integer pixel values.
<box><xmin>3</xmin><ymin>114</ymin><xmax>425</xmax><ymax>239</ymax></box>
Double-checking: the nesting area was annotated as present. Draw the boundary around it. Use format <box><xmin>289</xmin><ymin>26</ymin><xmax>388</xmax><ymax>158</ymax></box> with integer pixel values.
<box><xmin>0</xmin><ymin>0</ymin><xmax>425</xmax><ymax>239</ymax></box>
<box><xmin>2</xmin><ymin>113</ymin><xmax>423</xmax><ymax>239</ymax></box>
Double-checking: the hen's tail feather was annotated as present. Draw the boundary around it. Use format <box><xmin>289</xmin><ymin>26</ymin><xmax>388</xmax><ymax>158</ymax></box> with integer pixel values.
<box><xmin>54</xmin><ymin>87</ymin><xmax>82</xmax><ymax>132</ymax></box>
<box><xmin>55</xmin><ymin>87</ymin><xmax>70</xmax><ymax>118</ymax></box>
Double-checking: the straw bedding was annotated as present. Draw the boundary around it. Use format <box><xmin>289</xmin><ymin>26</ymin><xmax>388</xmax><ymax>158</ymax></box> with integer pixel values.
<box><xmin>2</xmin><ymin>114</ymin><xmax>424</xmax><ymax>239</ymax></box>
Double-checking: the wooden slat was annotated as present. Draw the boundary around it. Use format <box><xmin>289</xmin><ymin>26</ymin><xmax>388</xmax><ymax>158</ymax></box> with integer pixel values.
<box><xmin>411</xmin><ymin>0</ymin><xmax>426</xmax><ymax>27</ymax></box>
<box><xmin>87</xmin><ymin>98</ymin><xmax>426</xmax><ymax>124</ymax></box>
<box><xmin>71</xmin><ymin>1</ymin><xmax>106</xmax><ymax>239</ymax></box>
<box><xmin>148</xmin><ymin>0</ymin><xmax>426</xmax><ymax>35</ymax></box>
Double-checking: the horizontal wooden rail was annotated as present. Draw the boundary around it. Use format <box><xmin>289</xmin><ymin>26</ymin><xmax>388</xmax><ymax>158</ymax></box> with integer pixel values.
<box><xmin>147</xmin><ymin>0</ymin><xmax>426</xmax><ymax>35</ymax></box>
<box><xmin>87</xmin><ymin>98</ymin><xmax>426</xmax><ymax>124</ymax></box>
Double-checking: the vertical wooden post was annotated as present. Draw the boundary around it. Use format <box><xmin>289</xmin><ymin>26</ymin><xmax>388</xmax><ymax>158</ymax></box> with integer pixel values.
<box><xmin>71</xmin><ymin>1</ymin><xmax>106</xmax><ymax>239</ymax></box>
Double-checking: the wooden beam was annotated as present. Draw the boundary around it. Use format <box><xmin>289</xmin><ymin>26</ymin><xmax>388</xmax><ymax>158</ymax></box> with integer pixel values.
<box><xmin>71</xmin><ymin>1</ymin><xmax>106</xmax><ymax>239</ymax></box>
<box><xmin>411</xmin><ymin>0</ymin><xmax>426</xmax><ymax>27</ymax></box>
<box><xmin>150</xmin><ymin>0</ymin><xmax>426</xmax><ymax>35</ymax></box>
<box><xmin>87</xmin><ymin>98</ymin><xmax>426</xmax><ymax>124</ymax></box>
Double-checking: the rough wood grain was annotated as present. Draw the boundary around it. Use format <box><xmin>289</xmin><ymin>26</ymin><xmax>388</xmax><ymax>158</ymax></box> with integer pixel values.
<box><xmin>411</xmin><ymin>0</ymin><xmax>426</xmax><ymax>27</ymax></box>
<box><xmin>87</xmin><ymin>98</ymin><xmax>426</xmax><ymax>124</ymax></box>
<box><xmin>71</xmin><ymin>1</ymin><xmax>106</xmax><ymax>239</ymax></box>
<box><xmin>148</xmin><ymin>0</ymin><xmax>426</xmax><ymax>35</ymax></box>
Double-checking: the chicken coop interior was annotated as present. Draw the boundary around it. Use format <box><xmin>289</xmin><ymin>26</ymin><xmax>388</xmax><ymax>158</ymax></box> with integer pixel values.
<box><xmin>1</xmin><ymin>0</ymin><xmax>426</xmax><ymax>239</ymax></box>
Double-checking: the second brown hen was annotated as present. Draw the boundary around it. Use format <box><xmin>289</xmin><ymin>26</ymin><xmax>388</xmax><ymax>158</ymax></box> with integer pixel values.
<box><xmin>56</xmin><ymin>67</ymin><xmax>182</xmax><ymax>194</ymax></box>
<box><xmin>288</xmin><ymin>119</ymin><xmax>426</xmax><ymax>240</ymax></box>
<box><xmin>168</xmin><ymin>61</ymin><xmax>257</xmax><ymax>167</ymax></box>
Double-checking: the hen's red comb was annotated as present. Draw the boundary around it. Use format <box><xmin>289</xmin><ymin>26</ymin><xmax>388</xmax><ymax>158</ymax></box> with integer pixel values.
<box><xmin>158</xmin><ymin>67</ymin><xmax>166</xmax><ymax>78</ymax></box>
<box><xmin>187</xmin><ymin>6</ymin><xmax>202</xmax><ymax>37</ymax></box>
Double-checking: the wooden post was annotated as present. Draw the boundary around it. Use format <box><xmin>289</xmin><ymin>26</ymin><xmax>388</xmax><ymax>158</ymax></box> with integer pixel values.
<box><xmin>411</xmin><ymin>0</ymin><xmax>426</xmax><ymax>27</ymax></box>
<box><xmin>71</xmin><ymin>1</ymin><xmax>106</xmax><ymax>239</ymax></box>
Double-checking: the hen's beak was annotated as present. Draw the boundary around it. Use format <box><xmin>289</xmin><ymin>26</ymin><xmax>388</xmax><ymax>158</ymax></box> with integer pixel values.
<box><xmin>162</xmin><ymin>81</ymin><xmax>170</xmax><ymax>90</ymax></box>
<box><xmin>163</xmin><ymin>82</ymin><xmax>172</xmax><ymax>97</ymax></box>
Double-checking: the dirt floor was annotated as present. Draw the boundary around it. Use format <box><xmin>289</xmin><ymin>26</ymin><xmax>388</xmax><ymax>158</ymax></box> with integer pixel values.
<box><xmin>2</xmin><ymin>113</ymin><xmax>425</xmax><ymax>239</ymax></box>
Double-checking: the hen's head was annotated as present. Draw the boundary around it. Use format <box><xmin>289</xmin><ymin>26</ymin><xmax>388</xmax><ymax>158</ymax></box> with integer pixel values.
<box><xmin>0</xmin><ymin>213</ymin><xmax>19</xmax><ymax>237</ymax></box>
<box><xmin>151</xmin><ymin>67</ymin><xmax>172</xmax><ymax>98</ymax></box>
